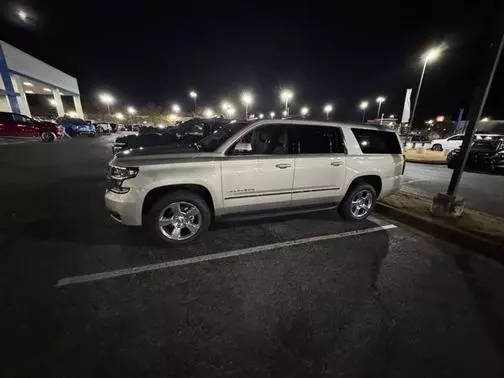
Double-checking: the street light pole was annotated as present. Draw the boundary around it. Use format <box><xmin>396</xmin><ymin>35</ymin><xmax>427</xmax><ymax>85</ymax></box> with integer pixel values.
<box><xmin>446</xmin><ymin>31</ymin><xmax>504</xmax><ymax>198</ymax></box>
<box><xmin>409</xmin><ymin>60</ymin><xmax>427</xmax><ymax>131</ymax></box>
<box><xmin>403</xmin><ymin>47</ymin><xmax>442</xmax><ymax>146</ymax></box>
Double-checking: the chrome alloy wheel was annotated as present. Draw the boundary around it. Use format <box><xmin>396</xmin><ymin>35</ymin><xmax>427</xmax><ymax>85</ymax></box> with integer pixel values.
<box><xmin>158</xmin><ymin>201</ymin><xmax>202</xmax><ymax>240</ymax></box>
<box><xmin>351</xmin><ymin>189</ymin><xmax>373</xmax><ymax>218</ymax></box>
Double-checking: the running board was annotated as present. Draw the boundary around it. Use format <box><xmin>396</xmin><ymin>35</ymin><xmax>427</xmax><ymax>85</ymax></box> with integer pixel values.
<box><xmin>219</xmin><ymin>204</ymin><xmax>339</xmax><ymax>222</ymax></box>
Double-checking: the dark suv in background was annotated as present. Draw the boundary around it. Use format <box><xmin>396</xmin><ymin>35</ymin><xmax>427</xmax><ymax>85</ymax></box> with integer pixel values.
<box><xmin>112</xmin><ymin>117</ymin><xmax>231</xmax><ymax>153</ymax></box>
<box><xmin>447</xmin><ymin>139</ymin><xmax>504</xmax><ymax>173</ymax></box>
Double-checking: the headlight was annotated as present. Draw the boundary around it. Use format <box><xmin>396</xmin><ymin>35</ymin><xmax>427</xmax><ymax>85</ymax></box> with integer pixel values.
<box><xmin>110</xmin><ymin>166</ymin><xmax>138</xmax><ymax>180</ymax></box>
<box><xmin>107</xmin><ymin>166</ymin><xmax>139</xmax><ymax>194</ymax></box>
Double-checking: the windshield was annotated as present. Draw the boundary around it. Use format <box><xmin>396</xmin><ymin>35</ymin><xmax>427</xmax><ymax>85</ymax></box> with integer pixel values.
<box><xmin>197</xmin><ymin>121</ymin><xmax>251</xmax><ymax>152</ymax></box>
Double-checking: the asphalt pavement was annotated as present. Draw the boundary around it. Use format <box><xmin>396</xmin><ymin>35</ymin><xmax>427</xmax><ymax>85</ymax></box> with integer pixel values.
<box><xmin>1</xmin><ymin>136</ymin><xmax>504</xmax><ymax>377</ymax></box>
<box><xmin>404</xmin><ymin>162</ymin><xmax>504</xmax><ymax>217</ymax></box>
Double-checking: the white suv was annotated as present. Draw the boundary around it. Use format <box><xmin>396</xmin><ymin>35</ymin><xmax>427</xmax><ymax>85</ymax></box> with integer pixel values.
<box><xmin>105</xmin><ymin>120</ymin><xmax>404</xmax><ymax>244</ymax></box>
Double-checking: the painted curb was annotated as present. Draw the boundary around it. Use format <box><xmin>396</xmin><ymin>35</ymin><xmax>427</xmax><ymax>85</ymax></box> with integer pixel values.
<box><xmin>376</xmin><ymin>202</ymin><xmax>504</xmax><ymax>262</ymax></box>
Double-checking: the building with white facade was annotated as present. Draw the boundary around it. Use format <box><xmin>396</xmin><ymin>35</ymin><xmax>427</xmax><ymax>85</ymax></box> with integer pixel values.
<box><xmin>0</xmin><ymin>40</ymin><xmax>83</xmax><ymax>118</ymax></box>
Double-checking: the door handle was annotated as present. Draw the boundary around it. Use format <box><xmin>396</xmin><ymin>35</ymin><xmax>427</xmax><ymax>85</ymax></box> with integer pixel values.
<box><xmin>331</xmin><ymin>162</ymin><xmax>343</xmax><ymax>167</ymax></box>
<box><xmin>275</xmin><ymin>163</ymin><xmax>291</xmax><ymax>169</ymax></box>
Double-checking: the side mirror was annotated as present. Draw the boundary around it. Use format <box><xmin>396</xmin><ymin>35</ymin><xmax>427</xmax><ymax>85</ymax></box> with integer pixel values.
<box><xmin>234</xmin><ymin>142</ymin><xmax>252</xmax><ymax>153</ymax></box>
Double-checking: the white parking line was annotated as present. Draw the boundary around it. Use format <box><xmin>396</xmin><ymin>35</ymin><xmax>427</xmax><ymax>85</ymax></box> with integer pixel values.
<box><xmin>56</xmin><ymin>224</ymin><xmax>397</xmax><ymax>288</ymax></box>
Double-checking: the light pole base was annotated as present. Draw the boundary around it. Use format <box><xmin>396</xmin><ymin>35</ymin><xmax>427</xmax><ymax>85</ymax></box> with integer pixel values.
<box><xmin>431</xmin><ymin>193</ymin><xmax>465</xmax><ymax>218</ymax></box>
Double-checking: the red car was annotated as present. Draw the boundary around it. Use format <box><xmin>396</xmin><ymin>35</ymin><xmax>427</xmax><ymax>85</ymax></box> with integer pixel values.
<box><xmin>0</xmin><ymin>112</ymin><xmax>63</xmax><ymax>142</ymax></box>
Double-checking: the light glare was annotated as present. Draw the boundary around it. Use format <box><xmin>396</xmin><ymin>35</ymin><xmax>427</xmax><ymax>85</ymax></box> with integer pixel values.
<box><xmin>241</xmin><ymin>91</ymin><xmax>253</xmax><ymax>105</ymax></box>
<box><xmin>99</xmin><ymin>93</ymin><xmax>115</xmax><ymax>105</ymax></box>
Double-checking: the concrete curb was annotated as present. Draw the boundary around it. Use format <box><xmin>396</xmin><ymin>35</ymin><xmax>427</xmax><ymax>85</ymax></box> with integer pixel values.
<box><xmin>376</xmin><ymin>202</ymin><xmax>504</xmax><ymax>262</ymax></box>
<box><xmin>405</xmin><ymin>159</ymin><xmax>446</xmax><ymax>165</ymax></box>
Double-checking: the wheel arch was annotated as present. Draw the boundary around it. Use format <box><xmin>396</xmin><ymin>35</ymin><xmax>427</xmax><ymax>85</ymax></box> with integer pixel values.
<box><xmin>344</xmin><ymin>174</ymin><xmax>382</xmax><ymax>199</ymax></box>
<box><xmin>142</xmin><ymin>184</ymin><xmax>215</xmax><ymax>218</ymax></box>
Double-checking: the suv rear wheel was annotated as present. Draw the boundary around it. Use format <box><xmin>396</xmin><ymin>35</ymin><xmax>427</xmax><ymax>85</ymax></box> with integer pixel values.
<box><xmin>147</xmin><ymin>190</ymin><xmax>211</xmax><ymax>244</ymax></box>
<box><xmin>339</xmin><ymin>183</ymin><xmax>376</xmax><ymax>221</ymax></box>
<box><xmin>432</xmin><ymin>144</ymin><xmax>443</xmax><ymax>151</ymax></box>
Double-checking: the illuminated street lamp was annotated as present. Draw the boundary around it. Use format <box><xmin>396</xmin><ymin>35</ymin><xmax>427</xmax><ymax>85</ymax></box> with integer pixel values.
<box><xmin>18</xmin><ymin>9</ymin><xmax>27</xmax><ymax>21</ymax></box>
<box><xmin>172</xmin><ymin>104</ymin><xmax>181</xmax><ymax>114</ymax></box>
<box><xmin>258</xmin><ymin>113</ymin><xmax>264</xmax><ymax>119</ymax></box>
<box><xmin>280</xmin><ymin>89</ymin><xmax>294</xmax><ymax>116</ymax></box>
<box><xmin>389</xmin><ymin>114</ymin><xmax>395</xmax><ymax>118</ymax></box>
<box><xmin>127</xmin><ymin>106</ymin><xmax>136</xmax><ymax>115</ymax></box>
<box><xmin>189</xmin><ymin>91</ymin><xmax>198</xmax><ymax>113</ymax></box>
<box><xmin>241</xmin><ymin>91</ymin><xmax>253</xmax><ymax>119</ymax></box>
<box><xmin>359</xmin><ymin>101</ymin><xmax>369</xmax><ymax>123</ymax></box>
<box><xmin>114</xmin><ymin>112</ymin><xmax>125</xmax><ymax>121</ymax></box>
<box><xmin>300</xmin><ymin>106</ymin><xmax>309</xmax><ymax>117</ymax></box>
<box><xmin>99</xmin><ymin>93</ymin><xmax>115</xmax><ymax>114</ymax></box>
<box><xmin>408</xmin><ymin>46</ymin><xmax>443</xmax><ymax>131</ymax></box>
<box><xmin>227</xmin><ymin>106</ymin><xmax>236</xmax><ymax>117</ymax></box>
<box><xmin>203</xmin><ymin>108</ymin><xmax>214</xmax><ymax>118</ymax></box>
<box><xmin>270</xmin><ymin>112</ymin><xmax>275</xmax><ymax>119</ymax></box>
<box><xmin>376</xmin><ymin>96</ymin><xmax>386</xmax><ymax>118</ymax></box>
<box><xmin>324</xmin><ymin>104</ymin><xmax>333</xmax><ymax>120</ymax></box>
<box><xmin>221</xmin><ymin>101</ymin><xmax>236</xmax><ymax>117</ymax></box>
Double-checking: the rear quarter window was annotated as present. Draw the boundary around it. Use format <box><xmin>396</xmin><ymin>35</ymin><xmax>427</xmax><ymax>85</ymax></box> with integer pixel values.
<box><xmin>351</xmin><ymin>128</ymin><xmax>402</xmax><ymax>154</ymax></box>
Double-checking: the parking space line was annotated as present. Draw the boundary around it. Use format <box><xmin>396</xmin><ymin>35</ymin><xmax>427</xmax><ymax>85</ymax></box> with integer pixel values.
<box><xmin>56</xmin><ymin>224</ymin><xmax>397</xmax><ymax>288</ymax></box>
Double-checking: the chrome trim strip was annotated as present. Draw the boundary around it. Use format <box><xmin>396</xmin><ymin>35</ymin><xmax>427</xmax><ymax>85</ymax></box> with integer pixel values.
<box><xmin>224</xmin><ymin>186</ymin><xmax>340</xmax><ymax>200</ymax></box>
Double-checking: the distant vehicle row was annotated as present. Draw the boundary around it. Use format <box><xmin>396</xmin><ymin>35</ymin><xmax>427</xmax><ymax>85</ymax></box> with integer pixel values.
<box><xmin>0</xmin><ymin>111</ymin><xmax>137</xmax><ymax>142</ymax></box>
<box><xmin>0</xmin><ymin>111</ymin><xmax>63</xmax><ymax>142</ymax></box>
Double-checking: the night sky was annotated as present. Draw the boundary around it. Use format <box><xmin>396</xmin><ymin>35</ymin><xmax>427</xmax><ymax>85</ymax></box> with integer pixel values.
<box><xmin>1</xmin><ymin>0</ymin><xmax>503</xmax><ymax>123</ymax></box>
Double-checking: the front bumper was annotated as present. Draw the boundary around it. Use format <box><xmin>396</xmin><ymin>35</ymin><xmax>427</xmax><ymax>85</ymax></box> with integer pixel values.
<box><xmin>104</xmin><ymin>189</ymin><xmax>143</xmax><ymax>226</ymax></box>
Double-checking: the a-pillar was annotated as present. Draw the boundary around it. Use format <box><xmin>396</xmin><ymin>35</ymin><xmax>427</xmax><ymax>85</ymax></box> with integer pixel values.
<box><xmin>52</xmin><ymin>88</ymin><xmax>64</xmax><ymax>117</ymax></box>
<box><xmin>14</xmin><ymin>75</ymin><xmax>31</xmax><ymax>116</ymax></box>
<box><xmin>73</xmin><ymin>95</ymin><xmax>84</xmax><ymax>119</ymax></box>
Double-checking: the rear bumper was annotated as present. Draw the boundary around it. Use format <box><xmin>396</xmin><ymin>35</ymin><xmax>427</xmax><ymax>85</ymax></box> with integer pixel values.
<box><xmin>380</xmin><ymin>175</ymin><xmax>403</xmax><ymax>198</ymax></box>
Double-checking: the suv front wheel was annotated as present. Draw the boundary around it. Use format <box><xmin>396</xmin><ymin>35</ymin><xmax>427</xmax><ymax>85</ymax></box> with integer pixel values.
<box><xmin>147</xmin><ymin>190</ymin><xmax>211</xmax><ymax>245</ymax></box>
<box><xmin>339</xmin><ymin>183</ymin><xmax>376</xmax><ymax>221</ymax></box>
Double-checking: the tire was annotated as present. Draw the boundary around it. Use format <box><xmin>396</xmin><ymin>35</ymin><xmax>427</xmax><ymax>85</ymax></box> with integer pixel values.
<box><xmin>338</xmin><ymin>183</ymin><xmax>377</xmax><ymax>221</ymax></box>
<box><xmin>432</xmin><ymin>144</ymin><xmax>443</xmax><ymax>151</ymax></box>
<box><xmin>147</xmin><ymin>190</ymin><xmax>211</xmax><ymax>245</ymax></box>
<box><xmin>96</xmin><ymin>126</ymin><xmax>104</xmax><ymax>133</ymax></box>
<box><xmin>41</xmin><ymin>131</ymin><xmax>56</xmax><ymax>143</ymax></box>
<box><xmin>488</xmin><ymin>160</ymin><xmax>496</xmax><ymax>173</ymax></box>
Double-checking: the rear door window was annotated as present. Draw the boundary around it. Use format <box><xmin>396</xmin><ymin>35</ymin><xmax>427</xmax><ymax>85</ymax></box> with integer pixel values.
<box><xmin>0</xmin><ymin>113</ymin><xmax>13</xmax><ymax>122</ymax></box>
<box><xmin>289</xmin><ymin>125</ymin><xmax>345</xmax><ymax>154</ymax></box>
<box><xmin>351</xmin><ymin>128</ymin><xmax>401</xmax><ymax>154</ymax></box>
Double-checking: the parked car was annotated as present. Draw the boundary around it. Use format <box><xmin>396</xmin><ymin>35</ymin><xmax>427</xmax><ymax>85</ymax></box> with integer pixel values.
<box><xmin>431</xmin><ymin>133</ymin><xmax>503</xmax><ymax>151</ymax></box>
<box><xmin>58</xmin><ymin>117</ymin><xmax>96</xmax><ymax>137</ymax></box>
<box><xmin>447</xmin><ymin>139</ymin><xmax>504</xmax><ymax>172</ymax></box>
<box><xmin>95</xmin><ymin>122</ymin><xmax>113</xmax><ymax>133</ymax></box>
<box><xmin>112</xmin><ymin>117</ymin><xmax>231</xmax><ymax>154</ymax></box>
<box><xmin>431</xmin><ymin>134</ymin><xmax>464</xmax><ymax>151</ymax></box>
<box><xmin>105</xmin><ymin>120</ymin><xmax>404</xmax><ymax>244</ymax></box>
<box><xmin>0</xmin><ymin>111</ymin><xmax>63</xmax><ymax>142</ymax></box>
